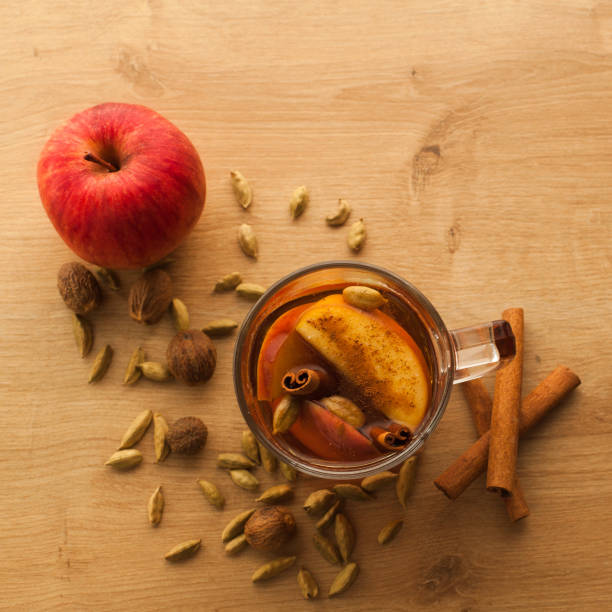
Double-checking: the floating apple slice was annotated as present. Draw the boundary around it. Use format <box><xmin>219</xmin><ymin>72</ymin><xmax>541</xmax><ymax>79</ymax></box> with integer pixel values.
<box><xmin>288</xmin><ymin>400</ymin><xmax>380</xmax><ymax>461</ymax></box>
<box><xmin>295</xmin><ymin>294</ymin><xmax>430</xmax><ymax>429</ymax></box>
<box><xmin>256</xmin><ymin>304</ymin><xmax>320</xmax><ymax>401</ymax></box>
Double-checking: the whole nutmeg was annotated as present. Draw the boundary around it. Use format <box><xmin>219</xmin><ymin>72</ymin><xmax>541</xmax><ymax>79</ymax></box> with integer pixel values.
<box><xmin>166</xmin><ymin>416</ymin><xmax>208</xmax><ymax>454</ymax></box>
<box><xmin>166</xmin><ymin>329</ymin><xmax>217</xmax><ymax>385</ymax></box>
<box><xmin>128</xmin><ymin>269</ymin><xmax>173</xmax><ymax>324</ymax></box>
<box><xmin>244</xmin><ymin>505</ymin><xmax>296</xmax><ymax>551</ymax></box>
<box><xmin>57</xmin><ymin>262</ymin><xmax>102</xmax><ymax>314</ymax></box>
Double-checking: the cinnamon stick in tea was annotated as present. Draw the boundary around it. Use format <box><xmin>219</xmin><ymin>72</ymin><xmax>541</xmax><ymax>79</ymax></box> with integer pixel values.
<box><xmin>434</xmin><ymin>366</ymin><xmax>580</xmax><ymax>499</ymax></box>
<box><xmin>462</xmin><ymin>379</ymin><xmax>529</xmax><ymax>521</ymax></box>
<box><xmin>281</xmin><ymin>365</ymin><xmax>335</xmax><ymax>398</ymax></box>
<box><xmin>487</xmin><ymin>308</ymin><xmax>524</xmax><ymax>496</ymax></box>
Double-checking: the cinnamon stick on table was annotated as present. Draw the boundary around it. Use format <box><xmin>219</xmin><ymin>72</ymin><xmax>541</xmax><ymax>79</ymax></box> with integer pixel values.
<box><xmin>434</xmin><ymin>366</ymin><xmax>580</xmax><ymax>499</ymax></box>
<box><xmin>487</xmin><ymin>307</ymin><xmax>524</xmax><ymax>496</ymax></box>
<box><xmin>462</xmin><ymin>379</ymin><xmax>529</xmax><ymax>521</ymax></box>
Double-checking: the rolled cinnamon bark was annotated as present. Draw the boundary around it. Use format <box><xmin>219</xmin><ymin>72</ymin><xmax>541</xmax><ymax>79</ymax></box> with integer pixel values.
<box><xmin>487</xmin><ymin>308</ymin><xmax>524</xmax><ymax>496</ymax></box>
<box><xmin>434</xmin><ymin>366</ymin><xmax>580</xmax><ymax>499</ymax></box>
<box><xmin>462</xmin><ymin>379</ymin><xmax>529</xmax><ymax>521</ymax></box>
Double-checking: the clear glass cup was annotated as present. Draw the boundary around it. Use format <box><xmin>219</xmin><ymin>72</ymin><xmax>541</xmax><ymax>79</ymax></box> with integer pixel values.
<box><xmin>233</xmin><ymin>261</ymin><xmax>515</xmax><ymax>480</ymax></box>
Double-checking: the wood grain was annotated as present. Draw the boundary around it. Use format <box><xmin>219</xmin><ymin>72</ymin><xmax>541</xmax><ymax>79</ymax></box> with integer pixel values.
<box><xmin>1</xmin><ymin>1</ymin><xmax>611</xmax><ymax>610</ymax></box>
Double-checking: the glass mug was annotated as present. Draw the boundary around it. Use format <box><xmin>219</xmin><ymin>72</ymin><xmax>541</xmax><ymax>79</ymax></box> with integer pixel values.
<box><xmin>233</xmin><ymin>261</ymin><xmax>515</xmax><ymax>480</ymax></box>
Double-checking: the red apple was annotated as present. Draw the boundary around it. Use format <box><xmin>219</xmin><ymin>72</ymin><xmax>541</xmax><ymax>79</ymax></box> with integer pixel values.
<box><xmin>37</xmin><ymin>103</ymin><xmax>206</xmax><ymax>269</ymax></box>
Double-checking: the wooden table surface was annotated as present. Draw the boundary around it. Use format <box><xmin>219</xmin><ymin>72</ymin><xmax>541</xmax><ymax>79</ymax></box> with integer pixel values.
<box><xmin>1</xmin><ymin>1</ymin><xmax>611</xmax><ymax>610</ymax></box>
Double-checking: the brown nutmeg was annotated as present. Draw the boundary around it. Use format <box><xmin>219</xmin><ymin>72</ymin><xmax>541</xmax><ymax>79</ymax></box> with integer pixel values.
<box><xmin>166</xmin><ymin>329</ymin><xmax>217</xmax><ymax>385</ymax></box>
<box><xmin>166</xmin><ymin>416</ymin><xmax>208</xmax><ymax>454</ymax></box>
<box><xmin>244</xmin><ymin>505</ymin><xmax>296</xmax><ymax>551</ymax></box>
<box><xmin>57</xmin><ymin>262</ymin><xmax>102</xmax><ymax>314</ymax></box>
<box><xmin>128</xmin><ymin>268</ymin><xmax>173</xmax><ymax>324</ymax></box>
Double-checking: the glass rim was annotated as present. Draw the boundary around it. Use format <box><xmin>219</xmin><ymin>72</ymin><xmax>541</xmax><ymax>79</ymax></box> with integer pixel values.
<box><xmin>232</xmin><ymin>260</ymin><xmax>455</xmax><ymax>480</ymax></box>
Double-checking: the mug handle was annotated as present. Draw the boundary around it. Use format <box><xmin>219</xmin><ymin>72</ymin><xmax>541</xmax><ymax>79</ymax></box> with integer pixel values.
<box><xmin>450</xmin><ymin>320</ymin><xmax>515</xmax><ymax>384</ymax></box>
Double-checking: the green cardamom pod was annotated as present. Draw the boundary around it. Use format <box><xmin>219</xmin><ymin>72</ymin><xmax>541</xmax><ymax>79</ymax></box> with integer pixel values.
<box><xmin>224</xmin><ymin>533</ymin><xmax>248</xmax><ymax>555</ymax></box>
<box><xmin>217</xmin><ymin>453</ymin><xmax>256</xmax><ymax>470</ymax></box>
<box><xmin>272</xmin><ymin>395</ymin><xmax>301</xmax><ymax>434</ymax></box>
<box><xmin>279</xmin><ymin>461</ymin><xmax>297</xmax><ymax>482</ymax></box>
<box><xmin>170</xmin><ymin>297</ymin><xmax>190</xmax><ymax>331</ymax></box>
<box><xmin>241</xmin><ymin>430</ymin><xmax>261</xmax><ymax>465</ymax></box>
<box><xmin>289</xmin><ymin>185</ymin><xmax>309</xmax><ymax>219</ymax></box>
<box><xmin>148</xmin><ymin>485</ymin><xmax>164</xmax><ymax>525</ymax></box>
<box><xmin>88</xmin><ymin>344</ymin><xmax>113</xmax><ymax>383</ymax></box>
<box><xmin>118</xmin><ymin>409</ymin><xmax>153</xmax><ymax>449</ymax></box>
<box><xmin>320</xmin><ymin>395</ymin><xmax>365</xmax><ymax>428</ymax></box>
<box><xmin>325</xmin><ymin>198</ymin><xmax>351</xmax><ymax>227</ymax></box>
<box><xmin>104</xmin><ymin>449</ymin><xmax>142</xmax><ymax>470</ymax></box>
<box><xmin>72</xmin><ymin>313</ymin><xmax>93</xmax><ymax>358</ymax></box>
<box><xmin>252</xmin><ymin>556</ymin><xmax>296</xmax><ymax>583</ymax></box>
<box><xmin>377</xmin><ymin>518</ymin><xmax>403</xmax><ymax>545</ymax></box>
<box><xmin>214</xmin><ymin>272</ymin><xmax>242</xmax><ymax>292</ymax></box>
<box><xmin>334</xmin><ymin>513</ymin><xmax>355</xmax><ymax>564</ymax></box>
<box><xmin>313</xmin><ymin>533</ymin><xmax>341</xmax><ymax>565</ymax></box>
<box><xmin>230</xmin><ymin>469</ymin><xmax>259</xmax><ymax>491</ymax></box>
<box><xmin>230</xmin><ymin>170</ymin><xmax>253</xmax><ymax>209</ymax></box>
<box><xmin>256</xmin><ymin>484</ymin><xmax>293</xmax><ymax>504</ymax></box>
<box><xmin>257</xmin><ymin>441</ymin><xmax>278</xmax><ymax>473</ymax></box>
<box><xmin>316</xmin><ymin>499</ymin><xmax>342</xmax><ymax>532</ymax></box>
<box><xmin>329</xmin><ymin>562</ymin><xmax>359</xmax><ymax>597</ymax></box>
<box><xmin>333</xmin><ymin>483</ymin><xmax>373</xmax><ymax>501</ymax></box>
<box><xmin>138</xmin><ymin>361</ymin><xmax>172</xmax><ymax>382</ymax></box>
<box><xmin>361</xmin><ymin>470</ymin><xmax>399</xmax><ymax>493</ymax></box>
<box><xmin>221</xmin><ymin>509</ymin><xmax>256</xmax><ymax>542</ymax></box>
<box><xmin>342</xmin><ymin>285</ymin><xmax>385</xmax><ymax>311</ymax></box>
<box><xmin>164</xmin><ymin>539</ymin><xmax>201</xmax><ymax>562</ymax></box>
<box><xmin>153</xmin><ymin>413</ymin><xmax>170</xmax><ymax>463</ymax></box>
<box><xmin>238</xmin><ymin>223</ymin><xmax>258</xmax><ymax>259</ymax></box>
<box><xmin>297</xmin><ymin>567</ymin><xmax>319</xmax><ymax>599</ymax></box>
<box><xmin>202</xmin><ymin>318</ymin><xmax>238</xmax><ymax>337</ymax></box>
<box><xmin>197</xmin><ymin>479</ymin><xmax>225</xmax><ymax>509</ymax></box>
<box><xmin>396</xmin><ymin>455</ymin><xmax>418</xmax><ymax>510</ymax></box>
<box><xmin>347</xmin><ymin>218</ymin><xmax>366</xmax><ymax>252</ymax></box>
<box><xmin>304</xmin><ymin>489</ymin><xmax>336</xmax><ymax>516</ymax></box>
<box><xmin>123</xmin><ymin>346</ymin><xmax>145</xmax><ymax>385</ymax></box>
<box><xmin>235</xmin><ymin>282</ymin><xmax>265</xmax><ymax>300</ymax></box>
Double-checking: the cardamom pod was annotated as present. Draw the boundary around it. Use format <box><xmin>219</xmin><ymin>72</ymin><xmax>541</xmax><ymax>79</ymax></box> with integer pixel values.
<box><xmin>313</xmin><ymin>533</ymin><xmax>341</xmax><ymax>565</ymax></box>
<box><xmin>297</xmin><ymin>567</ymin><xmax>319</xmax><ymax>600</ymax></box>
<box><xmin>170</xmin><ymin>297</ymin><xmax>190</xmax><ymax>331</ymax></box>
<box><xmin>238</xmin><ymin>223</ymin><xmax>258</xmax><ymax>259</ymax></box>
<box><xmin>202</xmin><ymin>318</ymin><xmax>238</xmax><ymax>337</ymax></box>
<box><xmin>241</xmin><ymin>430</ymin><xmax>261</xmax><ymax>465</ymax></box>
<box><xmin>104</xmin><ymin>449</ymin><xmax>143</xmax><ymax>470</ymax></box>
<box><xmin>148</xmin><ymin>485</ymin><xmax>164</xmax><ymax>525</ymax></box>
<box><xmin>325</xmin><ymin>198</ymin><xmax>351</xmax><ymax>227</ymax></box>
<box><xmin>396</xmin><ymin>455</ymin><xmax>418</xmax><ymax>510</ymax></box>
<box><xmin>334</xmin><ymin>513</ymin><xmax>355</xmax><ymax>564</ymax></box>
<box><xmin>347</xmin><ymin>218</ymin><xmax>366</xmax><ymax>252</ymax></box>
<box><xmin>123</xmin><ymin>346</ymin><xmax>145</xmax><ymax>385</ymax></box>
<box><xmin>289</xmin><ymin>185</ymin><xmax>309</xmax><ymax>219</ymax></box>
<box><xmin>333</xmin><ymin>483</ymin><xmax>372</xmax><ymax>501</ymax></box>
<box><xmin>329</xmin><ymin>562</ymin><xmax>359</xmax><ymax>597</ymax></box>
<box><xmin>252</xmin><ymin>556</ymin><xmax>296</xmax><ymax>583</ymax></box>
<box><xmin>138</xmin><ymin>361</ymin><xmax>172</xmax><ymax>382</ymax></box>
<box><xmin>164</xmin><ymin>539</ymin><xmax>201</xmax><ymax>562</ymax></box>
<box><xmin>320</xmin><ymin>396</ymin><xmax>365</xmax><ymax>428</ymax></box>
<box><xmin>361</xmin><ymin>470</ymin><xmax>398</xmax><ymax>493</ymax></box>
<box><xmin>256</xmin><ymin>484</ymin><xmax>293</xmax><ymax>504</ymax></box>
<box><xmin>272</xmin><ymin>395</ymin><xmax>301</xmax><ymax>434</ymax></box>
<box><xmin>95</xmin><ymin>267</ymin><xmax>120</xmax><ymax>291</ymax></box>
<box><xmin>304</xmin><ymin>489</ymin><xmax>336</xmax><ymax>516</ymax></box>
<box><xmin>217</xmin><ymin>453</ymin><xmax>256</xmax><ymax>470</ymax></box>
<box><xmin>118</xmin><ymin>409</ymin><xmax>153</xmax><ymax>449</ymax></box>
<box><xmin>377</xmin><ymin>518</ymin><xmax>403</xmax><ymax>545</ymax></box>
<box><xmin>128</xmin><ymin>268</ymin><xmax>173</xmax><ymax>324</ymax></box>
<box><xmin>279</xmin><ymin>461</ymin><xmax>297</xmax><ymax>482</ymax></box>
<box><xmin>88</xmin><ymin>344</ymin><xmax>113</xmax><ymax>383</ymax></box>
<box><xmin>316</xmin><ymin>500</ymin><xmax>342</xmax><ymax>531</ymax></box>
<box><xmin>224</xmin><ymin>533</ymin><xmax>248</xmax><ymax>555</ymax></box>
<box><xmin>221</xmin><ymin>508</ymin><xmax>256</xmax><ymax>542</ymax></box>
<box><xmin>230</xmin><ymin>469</ymin><xmax>259</xmax><ymax>491</ymax></box>
<box><xmin>72</xmin><ymin>313</ymin><xmax>93</xmax><ymax>358</ymax></box>
<box><xmin>257</xmin><ymin>441</ymin><xmax>278</xmax><ymax>473</ymax></box>
<box><xmin>153</xmin><ymin>413</ymin><xmax>170</xmax><ymax>463</ymax></box>
<box><xmin>197</xmin><ymin>479</ymin><xmax>225</xmax><ymax>509</ymax></box>
<box><xmin>235</xmin><ymin>282</ymin><xmax>265</xmax><ymax>300</ymax></box>
<box><xmin>230</xmin><ymin>170</ymin><xmax>253</xmax><ymax>209</ymax></box>
<box><xmin>214</xmin><ymin>272</ymin><xmax>242</xmax><ymax>292</ymax></box>
<box><xmin>342</xmin><ymin>285</ymin><xmax>385</xmax><ymax>311</ymax></box>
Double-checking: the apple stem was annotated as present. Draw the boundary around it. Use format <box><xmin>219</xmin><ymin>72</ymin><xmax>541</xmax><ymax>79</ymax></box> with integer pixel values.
<box><xmin>84</xmin><ymin>152</ymin><xmax>118</xmax><ymax>172</ymax></box>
